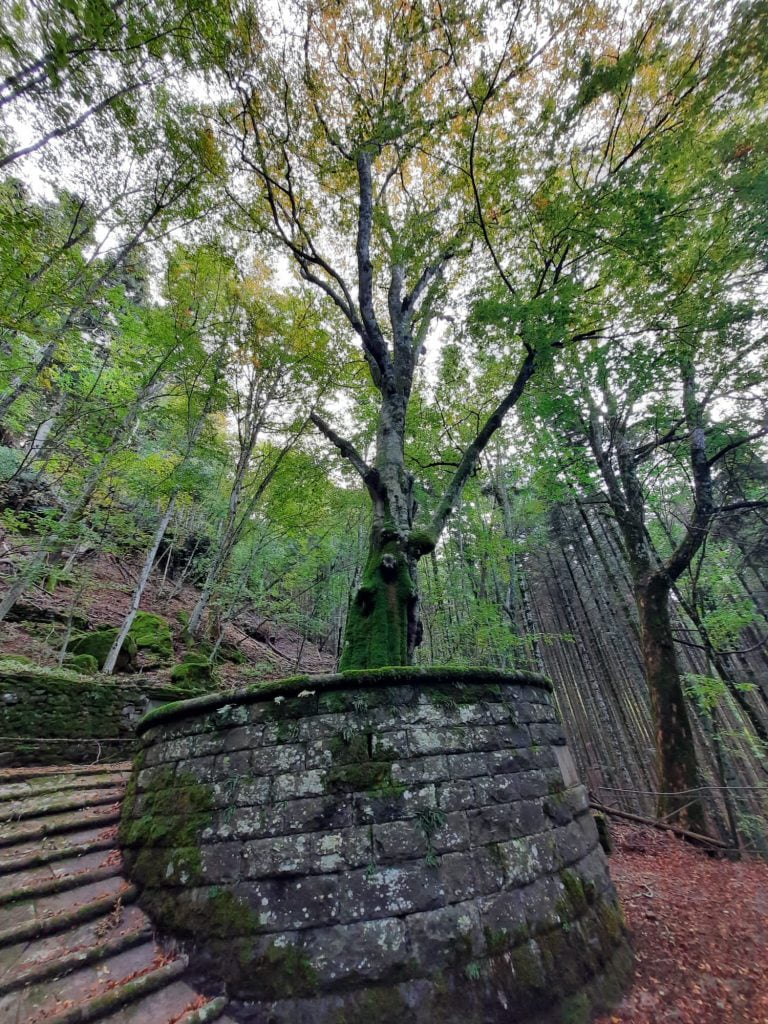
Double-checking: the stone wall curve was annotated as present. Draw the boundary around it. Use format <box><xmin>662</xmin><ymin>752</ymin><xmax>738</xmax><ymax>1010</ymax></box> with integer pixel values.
<box><xmin>120</xmin><ymin>668</ymin><xmax>633</xmax><ymax>1023</ymax></box>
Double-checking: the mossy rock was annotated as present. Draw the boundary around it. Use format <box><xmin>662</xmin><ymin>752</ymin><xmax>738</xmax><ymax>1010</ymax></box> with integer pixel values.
<box><xmin>170</xmin><ymin>654</ymin><xmax>215</xmax><ymax>687</ymax></box>
<box><xmin>67</xmin><ymin>628</ymin><xmax>137</xmax><ymax>672</ymax></box>
<box><xmin>129</xmin><ymin>611</ymin><xmax>173</xmax><ymax>663</ymax></box>
<box><xmin>65</xmin><ymin>653</ymin><xmax>98</xmax><ymax>674</ymax></box>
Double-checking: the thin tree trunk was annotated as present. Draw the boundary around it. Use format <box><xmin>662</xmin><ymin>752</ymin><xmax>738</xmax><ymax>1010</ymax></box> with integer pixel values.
<box><xmin>102</xmin><ymin>496</ymin><xmax>177</xmax><ymax>675</ymax></box>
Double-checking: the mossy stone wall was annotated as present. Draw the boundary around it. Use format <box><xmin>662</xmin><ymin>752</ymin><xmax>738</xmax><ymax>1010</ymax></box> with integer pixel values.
<box><xmin>121</xmin><ymin>668</ymin><xmax>633</xmax><ymax>1023</ymax></box>
<box><xmin>0</xmin><ymin>660</ymin><xmax>203</xmax><ymax>765</ymax></box>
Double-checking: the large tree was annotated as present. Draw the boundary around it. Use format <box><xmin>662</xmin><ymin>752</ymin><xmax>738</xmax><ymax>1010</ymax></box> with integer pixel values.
<box><xmin>207</xmin><ymin>0</ymin><xmax>590</xmax><ymax>668</ymax></box>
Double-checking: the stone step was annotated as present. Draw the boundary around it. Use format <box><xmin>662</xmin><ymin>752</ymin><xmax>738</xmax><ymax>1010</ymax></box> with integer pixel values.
<box><xmin>0</xmin><ymin>860</ymin><xmax>123</xmax><ymax>908</ymax></box>
<box><xmin>101</xmin><ymin>985</ymin><xmax>228</xmax><ymax>1024</ymax></box>
<box><xmin>0</xmin><ymin>945</ymin><xmax>187</xmax><ymax>1023</ymax></box>
<box><xmin>0</xmin><ymin>803</ymin><xmax>122</xmax><ymax>848</ymax></box>
<box><xmin>0</xmin><ymin>787</ymin><xmax>125</xmax><ymax>824</ymax></box>
<box><xmin>0</xmin><ymin>827</ymin><xmax>116</xmax><ymax>876</ymax></box>
<box><xmin>0</xmin><ymin>904</ymin><xmax>151</xmax><ymax>995</ymax></box>
<box><xmin>0</xmin><ymin>763</ymin><xmax>131</xmax><ymax>784</ymax></box>
<box><xmin>0</xmin><ymin>761</ymin><xmax>230</xmax><ymax>1023</ymax></box>
<box><xmin>0</xmin><ymin>848</ymin><xmax>120</xmax><ymax>897</ymax></box>
<box><xmin>0</xmin><ymin>774</ymin><xmax>129</xmax><ymax>804</ymax></box>
<box><xmin>0</xmin><ymin>878</ymin><xmax>135</xmax><ymax>948</ymax></box>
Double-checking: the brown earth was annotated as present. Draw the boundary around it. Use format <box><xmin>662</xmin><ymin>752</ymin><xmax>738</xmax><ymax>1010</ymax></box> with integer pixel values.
<box><xmin>0</xmin><ymin>529</ymin><xmax>334</xmax><ymax>684</ymax></box>
<box><xmin>597</xmin><ymin>821</ymin><xmax>768</xmax><ymax>1024</ymax></box>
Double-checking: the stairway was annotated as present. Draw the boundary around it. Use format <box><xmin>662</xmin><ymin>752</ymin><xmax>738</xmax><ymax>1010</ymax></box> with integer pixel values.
<box><xmin>0</xmin><ymin>762</ymin><xmax>234</xmax><ymax>1024</ymax></box>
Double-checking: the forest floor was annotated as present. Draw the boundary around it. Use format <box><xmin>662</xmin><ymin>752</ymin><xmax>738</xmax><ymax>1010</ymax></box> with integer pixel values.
<box><xmin>596</xmin><ymin>821</ymin><xmax>768</xmax><ymax>1024</ymax></box>
<box><xmin>0</xmin><ymin>530</ymin><xmax>334</xmax><ymax>682</ymax></box>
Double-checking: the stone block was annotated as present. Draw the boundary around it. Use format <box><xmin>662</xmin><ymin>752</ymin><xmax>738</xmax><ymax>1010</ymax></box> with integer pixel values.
<box><xmin>340</xmin><ymin>862</ymin><xmax>445</xmax><ymax>923</ymax></box>
<box><xmin>456</xmin><ymin>702</ymin><xmax>494</xmax><ymax>726</ymax></box>
<box><xmin>184</xmin><ymin>755</ymin><xmax>216</xmax><ymax>783</ymax></box>
<box><xmin>490</xmin><ymin>748</ymin><xmax>534</xmax><ymax>773</ymax></box>
<box><xmin>373</xmin><ymin>819</ymin><xmax>428</xmax><ymax>863</ymax></box>
<box><xmin>273</xmin><ymin>770</ymin><xmax>325</xmax><ymax>801</ymax></box>
<box><xmin>496</xmin><ymin>835</ymin><xmax>546</xmax><ymax>887</ymax></box>
<box><xmin>479</xmin><ymin>889</ymin><xmax>528</xmax><ymax>946</ymax></box>
<box><xmin>516</xmin><ymin>770</ymin><xmax>548</xmax><ymax>799</ymax></box>
<box><xmin>520</xmin><ymin>875</ymin><xmax>563</xmax><ymax>934</ymax></box>
<box><xmin>406</xmin><ymin>901</ymin><xmax>484</xmax><ymax>967</ymax></box>
<box><xmin>251</xmin><ymin>744</ymin><xmax>305</xmax><ymax>775</ymax></box>
<box><xmin>372</xmin><ymin>729</ymin><xmax>409</xmax><ymax>758</ymax></box>
<box><xmin>436</xmin><ymin>779</ymin><xmax>476</xmax><ymax>812</ymax></box>
<box><xmin>303</xmin><ymin>917</ymin><xmax>409</xmax><ymax>985</ymax></box>
<box><xmin>242</xmin><ymin>836</ymin><xmax>275</xmax><ymax>877</ymax></box>
<box><xmin>473</xmin><ymin>774</ymin><xmax>521</xmax><ymax>806</ymax></box>
<box><xmin>233</xmin><ymin>776</ymin><xmax>272</xmax><ymax>807</ymax></box>
<box><xmin>472</xmin><ymin>845</ymin><xmax>506</xmax><ymax>894</ymax></box>
<box><xmin>529</xmin><ymin>723</ymin><xmax>567</xmax><ymax>746</ymax></box>
<box><xmin>408</xmin><ymin>725</ymin><xmax>468</xmax><ymax>756</ymax></box>
<box><xmin>230</xmin><ymin>803</ymin><xmax>285</xmax><ymax>840</ymax></box>
<box><xmin>446</xmin><ymin>752</ymin><xmax>492</xmax><ymax>779</ymax></box>
<box><xmin>223</xmin><ymin>725</ymin><xmax>261</xmax><ymax>752</ymax></box>
<box><xmin>296</xmin><ymin>713</ymin><xmax>347</xmax><ymax>740</ymax></box>
<box><xmin>287</xmin><ymin>795</ymin><xmax>355</xmax><ymax>833</ymax></box>
<box><xmin>270</xmin><ymin>833</ymin><xmax>313</xmax><ymax>875</ymax></box>
<box><xmin>304</xmin><ymin>738</ymin><xmax>335</xmax><ymax>770</ymax></box>
<box><xmin>431</xmin><ymin>811</ymin><xmax>470</xmax><ymax>855</ymax></box>
<box><xmin>352</xmin><ymin>784</ymin><xmax>436</xmax><ymax>825</ymax></box>
<box><xmin>391</xmin><ymin>755</ymin><xmax>448</xmax><ymax>784</ymax></box>
<box><xmin>200</xmin><ymin>841</ymin><xmax>242</xmax><ymax>883</ymax></box>
<box><xmin>439</xmin><ymin>850</ymin><xmax>483</xmax><ymax>901</ymax></box>
<box><xmin>241</xmin><ymin>874</ymin><xmax>340</xmax><ymax>932</ymax></box>
<box><xmin>214</xmin><ymin>749</ymin><xmax>251</xmax><ymax>778</ymax></box>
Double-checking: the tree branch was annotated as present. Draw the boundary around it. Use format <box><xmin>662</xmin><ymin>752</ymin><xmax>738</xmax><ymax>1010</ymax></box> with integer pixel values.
<box><xmin>428</xmin><ymin>349</ymin><xmax>536</xmax><ymax>541</ymax></box>
<box><xmin>310</xmin><ymin>412</ymin><xmax>379</xmax><ymax>491</ymax></box>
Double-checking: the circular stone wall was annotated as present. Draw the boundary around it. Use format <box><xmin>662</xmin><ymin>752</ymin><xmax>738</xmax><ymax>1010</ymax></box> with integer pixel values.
<box><xmin>120</xmin><ymin>668</ymin><xmax>633</xmax><ymax>1023</ymax></box>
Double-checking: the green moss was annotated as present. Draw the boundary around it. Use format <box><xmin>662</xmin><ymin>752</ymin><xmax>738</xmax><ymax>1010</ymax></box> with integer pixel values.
<box><xmin>559</xmin><ymin>870</ymin><xmax>589</xmax><ymax>916</ymax></box>
<box><xmin>326</xmin><ymin>761</ymin><xmax>394</xmax><ymax>794</ymax></box>
<box><xmin>510</xmin><ymin>942</ymin><xmax>546</xmax><ymax>995</ymax></box>
<box><xmin>338</xmin><ymin>538</ymin><xmax>415</xmax><ymax>671</ymax></box>
<box><xmin>67</xmin><ymin>628</ymin><xmax>137</xmax><ymax>671</ymax></box>
<box><xmin>596</xmin><ymin>900</ymin><xmax>626</xmax><ymax>944</ymax></box>
<box><xmin>65</xmin><ymin>653</ymin><xmax>98</xmax><ymax>674</ymax></box>
<box><xmin>247</xmin><ymin>941</ymin><xmax>319</xmax><ymax>1000</ymax></box>
<box><xmin>129</xmin><ymin>611</ymin><xmax>173</xmax><ymax>662</ymax></box>
<box><xmin>120</xmin><ymin>767</ymin><xmax>213</xmax><ymax>854</ymax></box>
<box><xmin>484</xmin><ymin>928</ymin><xmax>512</xmax><ymax>955</ymax></box>
<box><xmin>205</xmin><ymin>889</ymin><xmax>262</xmax><ymax>938</ymax></box>
<box><xmin>407</xmin><ymin>528</ymin><xmax>437</xmax><ymax>557</ymax></box>
<box><xmin>335</xmin><ymin>986</ymin><xmax>414</xmax><ymax>1024</ymax></box>
<box><xmin>560</xmin><ymin>992</ymin><xmax>591</xmax><ymax>1024</ymax></box>
<box><xmin>170</xmin><ymin>655</ymin><xmax>215</xmax><ymax>687</ymax></box>
<box><xmin>140</xmin><ymin>886</ymin><xmax>261</xmax><ymax>947</ymax></box>
<box><xmin>0</xmin><ymin>662</ymin><xmax>166</xmax><ymax>764</ymax></box>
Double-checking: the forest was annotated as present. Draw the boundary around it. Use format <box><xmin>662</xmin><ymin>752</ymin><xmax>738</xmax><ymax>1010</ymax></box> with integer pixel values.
<box><xmin>0</xmin><ymin>1</ymin><xmax>767</xmax><ymax>1021</ymax></box>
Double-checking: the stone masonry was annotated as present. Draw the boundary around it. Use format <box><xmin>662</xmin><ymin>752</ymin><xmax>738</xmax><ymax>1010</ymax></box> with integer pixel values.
<box><xmin>120</xmin><ymin>668</ymin><xmax>633</xmax><ymax>1023</ymax></box>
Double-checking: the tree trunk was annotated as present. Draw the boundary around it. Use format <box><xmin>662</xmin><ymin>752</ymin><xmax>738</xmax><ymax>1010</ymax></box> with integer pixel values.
<box><xmin>338</xmin><ymin>522</ymin><xmax>418</xmax><ymax>670</ymax></box>
<box><xmin>636</xmin><ymin>575</ymin><xmax>706</xmax><ymax>831</ymax></box>
<box><xmin>102</xmin><ymin>496</ymin><xmax>176</xmax><ymax>675</ymax></box>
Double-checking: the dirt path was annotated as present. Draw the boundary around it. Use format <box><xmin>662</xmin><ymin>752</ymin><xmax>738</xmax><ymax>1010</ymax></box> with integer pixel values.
<box><xmin>597</xmin><ymin>822</ymin><xmax>768</xmax><ymax>1024</ymax></box>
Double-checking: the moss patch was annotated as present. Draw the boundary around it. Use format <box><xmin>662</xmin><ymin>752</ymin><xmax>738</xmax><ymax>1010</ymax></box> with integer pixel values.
<box><xmin>67</xmin><ymin>628</ymin><xmax>137</xmax><ymax>671</ymax></box>
<box><xmin>0</xmin><ymin>661</ymin><xmax>200</xmax><ymax>765</ymax></box>
<box><xmin>65</xmin><ymin>653</ymin><xmax>98</xmax><ymax>674</ymax></box>
<box><xmin>247</xmin><ymin>941</ymin><xmax>319</xmax><ymax>1000</ymax></box>
<box><xmin>129</xmin><ymin>611</ymin><xmax>173</xmax><ymax>662</ymax></box>
<box><xmin>170</xmin><ymin>654</ymin><xmax>216</xmax><ymax>687</ymax></box>
<box><xmin>338</xmin><ymin>538</ymin><xmax>416</xmax><ymax>671</ymax></box>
